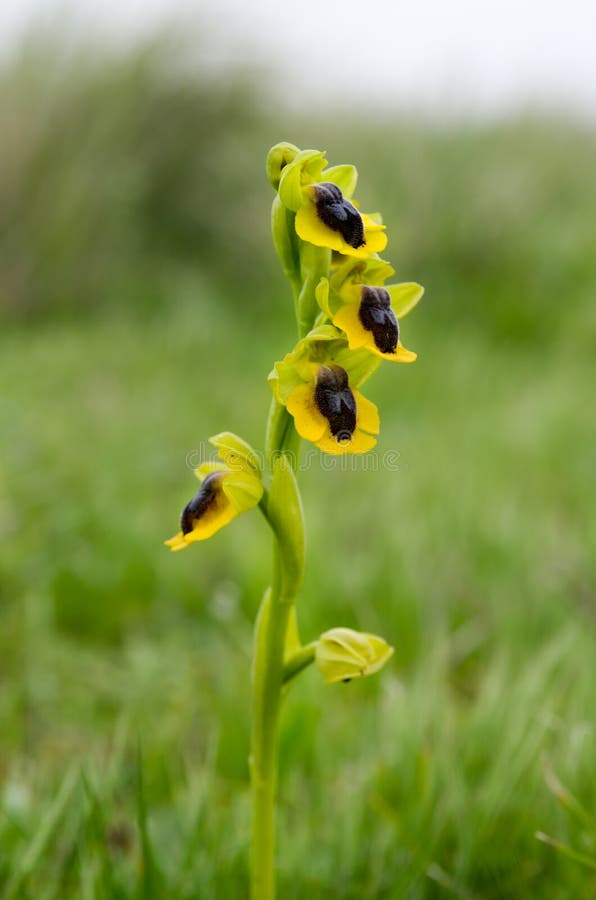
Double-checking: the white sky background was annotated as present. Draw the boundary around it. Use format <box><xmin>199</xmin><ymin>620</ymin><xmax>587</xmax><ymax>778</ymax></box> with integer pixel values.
<box><xmin>2</xmin><ymin>0</ymin><xmax>596</xmax><ymax>119</ymax></box>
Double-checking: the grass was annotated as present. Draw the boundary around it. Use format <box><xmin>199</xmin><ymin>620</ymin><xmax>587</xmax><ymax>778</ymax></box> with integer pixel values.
<box><xmin>2</xmin><ymin>299</ymin><xmax>595</xmax><ymax>897</ymax></box>
<box><xmin>1</xmin><ymin>35</ymin><xmax>596</xmax><ymax>899</ymax></box>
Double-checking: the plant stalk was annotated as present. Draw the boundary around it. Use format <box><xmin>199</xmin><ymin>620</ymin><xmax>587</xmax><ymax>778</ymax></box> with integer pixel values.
<box><xmin>250</xmin><ymin>564</ymin><xmax>291</xmax><ymax>900</ymax></box>
<box><xmin>251</xmin><ymin>421</ymin><xmax>304</xmax><ymax>899</ymax></box>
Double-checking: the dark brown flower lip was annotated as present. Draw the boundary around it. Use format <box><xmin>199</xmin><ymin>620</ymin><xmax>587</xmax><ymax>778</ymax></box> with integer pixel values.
<box><xmin>359</xmin><ymin>286</ymin><xmax>399</xmax><ymax>354</ymax></box>
<box><xmin>314</xmin><ymin>364</ymin><xmax>357</xmax><ymax>440</ymax></box>
<box><xmin>180</xmin><ymin>471</ymin><xmax>223</xmax><ymax>534</ymax></box>
<box><xmin>314</xmin><ymin>182</ymin><xmax>365</xmax><ymax>250</ymax></box>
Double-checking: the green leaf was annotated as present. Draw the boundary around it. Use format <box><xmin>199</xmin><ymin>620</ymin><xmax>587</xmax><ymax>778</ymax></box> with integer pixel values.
<box><xmin>265</xmin><ymin>454</ymin><xmax>304</xmax><ymax>604</ymax></box>
<box><xmin>5</xmin><ymin>766</ymin><xmax>80</xmax><ymax>899</ymax></box>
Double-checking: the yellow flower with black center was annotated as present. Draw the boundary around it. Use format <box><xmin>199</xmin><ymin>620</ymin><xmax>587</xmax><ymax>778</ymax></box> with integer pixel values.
<box><xmin>270</xmin><ymin>325</ymin><xmax>381</xmax><ymax>456</ymax></box>
<box><xmin>274</xmin><ymin>147</ymin><xmax>387</xmax><ymax>259</ymax></box>
<box><xmin>316</xmin><ymin>259</ymin><xmax>424</xmax><ymax>363</ymax></box>
<box><xmin>295</xmin><ymin>182</ymin><xmax>387</xmax><ymax>259</ymax></box>
<box><xmin>165</xmin><ymin>434</ymin><xmax>263</xmax><ymax>552</ymax></box>
<box><xmin>288</xmin><ymin>363</ymin><xmax>379</xmax><ymax>455</ymax></box>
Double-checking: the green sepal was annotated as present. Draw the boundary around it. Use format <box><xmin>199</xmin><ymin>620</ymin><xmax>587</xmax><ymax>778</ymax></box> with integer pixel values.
<box><xmin>333</xmin><ymin>346</ymin><xmax>381</xmax><ymax>388</ymax></box>
<box><xmin>268</xmin><ymin>324</ymin><xmax>338</xmax><ymax>404</ymax></box>
<box><xmin>269</xmin><ymin>323</ymin><xmax>380</xmax><ymax>404</ymax></box>
<box><xmin>330</xmin><ymin>256</ymin><xmax>396</xmax><ymax>294</ymax></box>
<box><xmin>314</xmin><ymin>277</ymin><xmax>331</xmax><ymax>317</ymax></box>
<box><xmin>294</xmin><ymin>324</ymin><xmax>381</xmax><ymax>388</ymax></box>
<box><xmin>209</xmin><ymin>432</ymin><xmax>261</xmax><ymax>473</ymax></box>
<box><xmin>222</xmin><ymin>470</ymin><xmax>264</xmax><ymax>513</ymax></box>
<box><xmin>387</xmin><ymin>282</ymin><xmax>425</xmax><ymax>319</ymax></box>
<box><xmin>268</xmin><ymin>357</ymin><xmax>306</xmax><ymax>406</ymax></box>
<box><xmin>315</xmin><ymin>627</ymin><xmax>394</xmax><ymax>684</ymax></box>
<box><xmin>278</xmin><ymin>149</ymin><xmax>326</xmax><ymax>211</ymax></box>
<box><xmin>266</xmin><ymin>142</ymin><xmax>299</xmax><ymax>190</ymax></box>
<box><xmin>321</xmin><ymin>164</ymin><xmax>358</xmax><ymax>198</ymax></box>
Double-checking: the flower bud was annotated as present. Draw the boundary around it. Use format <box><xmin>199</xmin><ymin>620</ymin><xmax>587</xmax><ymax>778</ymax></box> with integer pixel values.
<box><xmin>266</xmin><ymin>142</ymin><xmax>300</xmax><ymax>190</ymax></box>
<box><xmin>315</xmin><ymin>627</ymin><xmax>394</xmax><ymax>684</ymax></box>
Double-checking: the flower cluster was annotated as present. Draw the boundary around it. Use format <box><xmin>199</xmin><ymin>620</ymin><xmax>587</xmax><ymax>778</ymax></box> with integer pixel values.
<box><xmin>165</xmin><ymin>143</ymin><xmax>424</xmax><ymax>695</ymax></box>
<box><xmin>267</xmin><ymin>143</ymin><xmax>424</xmax><ymax>457</ymax></box>
<box><xmin>166</xmin><ymin>144</ymin><xmax>423</xmax><ymax>550</ymax></box>
<box><xmin>163</xmin><ymin>143</ymin><xmax>426</xmax><ymax>899</ymax></box>
<box><xmin>166</xmin><ymin>143</ymin><xmax>423</xmax><ymax>545</ymax></box>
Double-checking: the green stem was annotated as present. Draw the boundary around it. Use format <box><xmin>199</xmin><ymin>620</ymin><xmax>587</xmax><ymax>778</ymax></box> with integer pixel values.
<box><xmin>283</xmin><ymin>642</ymin><xmax>316</xmax><ymax>684</ymax></box>
<box><xmin>251</xmin><ymin>191</ymin><xmax>316</xmax><ymax>899</ymax></box>
<box><xmin>251</xmin><ymin>451</ymin><xmax>304</xmax><ymax>900</ymax></box>
<box><xmin>264</xmin><ymin>399</ymin><xmax>293</xmax><ymax>472</ymax></box>
<box><xmin>250</xmin><ymin>578</ymin><xmax>291</xmax><ymax>900</ymax></box>
<box><xmin>297</xmin><ymin>243</ymin><xmax>330</xmax><ymax>338</ymax></box>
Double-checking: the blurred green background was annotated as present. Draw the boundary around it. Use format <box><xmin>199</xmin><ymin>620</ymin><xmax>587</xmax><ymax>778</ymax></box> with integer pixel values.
<box><xmin>1</xmin><ymin>32</ymin><xmax>596</xmax><ymax>899</ymax></box>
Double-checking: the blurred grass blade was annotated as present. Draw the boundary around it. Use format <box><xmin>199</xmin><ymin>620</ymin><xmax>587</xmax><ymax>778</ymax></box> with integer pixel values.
<box><xmin>535</xmin><ymin>832</ymin><xmax>596</xmax><ymax>872</ymax></box>
<box><xmin>543</xmin><ymin>759</ymin><xmax>596</xmax><ymax>834</ymax></box>
<box><xmin>5</xmin><ymin>765</ymin><xmax>80</xmax><ymax>899</ymax></box>
<box><xmin>136</xmin><ymin>746</ymin><xmax>163</xmax><ymax>900</ymax></box>
<box><xmin>426</xmin><ymin>863</ymin><xmax>478</xmax><ymax>899</ymax></box>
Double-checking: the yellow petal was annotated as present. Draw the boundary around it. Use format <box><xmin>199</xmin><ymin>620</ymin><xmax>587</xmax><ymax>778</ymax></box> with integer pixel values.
<box><xmin>286</xmin><ymin>383</ymin><xmax>327</xmax><ymax>442</ymax></box>
<box><xmin>354</xmin><ymin>391</ymin><xmax>380</xmax><ymax>435</ymax></box>
<box><xmin>191</xmin><ymin>499</ymin><xmax>237</xmax><ymax>539</ymax></box>
<box><xmin>332</xmin><ymin>302</ymin><xmax>370</xmax><ymax>350</ymax></box>
<box><xmin>316</xmin><ymin>427</ymin><xmax>377</xmax><ymax>456</ymax></box>
<box><xmin>390</xmin><ymin>343</ymin><xmax>417</xmax><ymax>363</ymax></box>
<box><xmin>195</xmin><ymin>461</ymin><xmax>228</xmax><ymax>481</ymax></box>
<box><xmin>335</xmin><ymin>300</ymin><xmax>418</xmax><ymax>363</ymax></box>
<box><xmin>296</xmin><ymin>199</ymin><xmax>388</xmax><ymax>259</ymax></box>
<box><xmin>360</xmin><ymin>228</ymin><xmax>387</xmax><ymax>256</ymax></box>
<box><xmin>295</xmin><ymin>202</ymin><xmax>350</xmax><ymax>254</ymax></box>
<box><xmin>361</xmin><ymin>212</ymin><xmax>383</xmax><ymax>227</ymax></box>
<box><xmin>165</xmin><ymin>484</ymin><xmax>238</xmax><ymax>552</ymax></box>
<box><xmin>164</xmin><ymin>532</ymin><xmax>189</xmax><ymax>552</ymax></box>
<box><xmin>315</xmin><ymin>429</ymin><xmax>352</xmax><ymax>455</ymax></box>
<box><xmin>347</xmin><ymin>429</ymin><xmax>378</xmax><ymax>454</ymax></box>
<box><xmin>366</xmin><ymin>340</ymin><xmax>418</xmax><ymax>363</ymax></box>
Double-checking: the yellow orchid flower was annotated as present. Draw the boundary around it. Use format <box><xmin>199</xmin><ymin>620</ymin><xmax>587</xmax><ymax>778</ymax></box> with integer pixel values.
<box><xmin>316</xmin><ymin>259</ymin><xmax>424</xmax><ymax>363</ymax></box>
<box><xmin>274</xmin><ymin>146</ymin><xmax>387</xmax><ymax>259</ymax></box>
<box><xmin>287</xmin><ymin>362</ymin><xmax>380</xmax><ymax>455</ymax></box>
<box><xmin>270</xmin><ymin>326</ymin><xmax>381</xmax><ymax>456</ymax></box>
<box><xmin>295</xmin><ymin>184</ymin><xmax>387</xmax><ymax>259</ymax></box>
<box><xmin>165</xmin><ymin>436</ymin><xmax>263</xmax><ymax>551</ymax></box>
